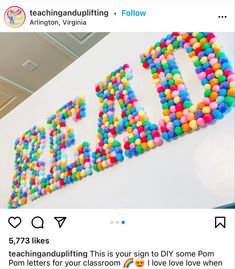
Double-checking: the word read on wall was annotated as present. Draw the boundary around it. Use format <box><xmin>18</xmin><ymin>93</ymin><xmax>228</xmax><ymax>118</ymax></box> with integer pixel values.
<box><xmin>9</xmin><ymin>33</ymin><xmax>234</xmax><ymax>208</ymax></box>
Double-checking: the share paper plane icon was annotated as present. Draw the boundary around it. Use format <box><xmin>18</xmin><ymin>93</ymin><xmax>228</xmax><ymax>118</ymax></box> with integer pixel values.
<box><xmin>54</xmin><ymin>217</ymin><xmax>67</xmax><ymax>228</ymax></box>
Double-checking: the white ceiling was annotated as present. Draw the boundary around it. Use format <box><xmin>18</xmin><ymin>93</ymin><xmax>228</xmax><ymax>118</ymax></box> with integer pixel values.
<box><xmin>0</xmin><ymin>32</ymin><xmax>108</xmax><ymax>119</ymax></box>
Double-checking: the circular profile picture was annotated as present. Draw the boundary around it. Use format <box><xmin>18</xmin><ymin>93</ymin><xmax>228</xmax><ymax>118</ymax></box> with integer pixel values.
<box><xmin>4</xmin><ymin>6</ymin><xmax>26</xmax><ymax>28</ymax></box>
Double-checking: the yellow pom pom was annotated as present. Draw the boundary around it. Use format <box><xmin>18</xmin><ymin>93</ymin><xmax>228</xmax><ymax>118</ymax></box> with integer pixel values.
<box><xmin>108</xmin><ymin>137</ymin><xmax>114</xmax><ymax>143</ymax></box>
<box><xmin>191</xmin><ymin>56</ymin><xmax>199</xmax><ymax>62</ymax></box>
<box><xmin>147</xmin><ymin>140</ymin><xmax>155</xmax><ymax>148</ymax></box>
<box><xmin>200</xmin><ymin>56</ymin><xmax>208</xmax><ymax>64</ymax></box>
<box><xmin>164</xmin><ymin>116</ymin><xmax>170</xmax><ymax>123</ymax></box>
<box><xmin>165</xmin><ymin>89</ymin><xmax>171</xmax><ymax>95</ymax></box>
<box><xmin>229</xmin><ymin>81</ymin><xmax>235</xmax><ymax>88</ymax></box>
<box><xmin>202</xmin><ymin>106</ymin><xmax>211</xmax><ymax>114</ymax></box>
<box><xmin>204</xmin><ymin>84</ymin><xmax>211</xmax><ymax>90</ymax></box>
<box><xmin>193</xmin><ymin>42</ymin><xmax>200</xmax><ymax>50</ymax></box>
<box><xmin>102</xmin><ymin>161</ymin><xmax>108</xmax><ymax>168</ymax></box>
<box><xmin>189</xmin><ymin>105</ymin><xmax>197</xmax><ymax>113</ymax></box>
<box><xmin>167</xmin><ymin>44</ymin><xmax>173</xmax><ymax>51</ymax></box>
<box><xmin>174</xmin><ymin>96</ymin><xmax>181</xmax><ymax>104</ymax></box>
<box><xmin>189</xmin><ymin>120</ymin><xmax>198</xmax><ymax>130</ymax></box>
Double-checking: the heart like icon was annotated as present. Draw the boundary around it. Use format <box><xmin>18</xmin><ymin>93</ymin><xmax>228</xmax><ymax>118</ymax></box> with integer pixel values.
<box><xmin>8</xmin><ymin>216</ymin><xmax>22</xmax><ymax>228</ymax></box>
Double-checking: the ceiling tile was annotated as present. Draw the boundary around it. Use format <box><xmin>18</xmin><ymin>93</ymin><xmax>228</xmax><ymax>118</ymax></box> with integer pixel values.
<box><xmin>71</xmin><ymin>33</ymin><xmax>91</xmax><ymax>42</ymax></box>
<box><xmin>0</xmin><ymin>32</ymin><xmax>109</xmax><ymax>119</ymax></box>
<box><xmin>0</xmin><ymin>33</ymin><xmax>74</xmax><ymax>92</ymax></box>
<box><xmin>0</xmin><ymin>91</ymin><xmax>14</xmax><ymax>108</ymax></box>
<box><xmin>0</xmin><ymin>79</ymin><xmax>30</xmax><ymax>119</ymax></box>
<box><xmin>47</xmin><ymin>32</ymin><xmax>108</xmax><ymax>57</ymax></box>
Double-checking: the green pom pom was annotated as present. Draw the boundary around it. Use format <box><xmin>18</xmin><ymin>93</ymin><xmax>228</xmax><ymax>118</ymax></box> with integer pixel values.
<box><xmin>202</xmin><ymin>43</ymin><xmax>211</xmax><ymax>50</ymax></box>
<box><xmin>216</xmin><ymin>51</ymin><xmax>226</xmax><ymax>59</ymax></box>
<box><xmin>155</xmin><ymin>42</ymin><xmax>160</xmax><ymax>48</ymax></box>
<box><xmin>93</xmin><ymin>164</ymin><xmax>99</xmax><ymax>172</ymax></box>
<box><xmin>218</xmin><ymin>75</ymin><xmax>227</xmax><ymax>83</ymax></box>
<box><xmin>172</xmin><ymin>69</ymin><xmax>180</xmax><ymax>75</ymax></box>
<box><xmin>151</xmin><ymin>67</ymin><xmax>157</xmax><ymax>74</ymax></box>
<box><xmin>140</xmin><ymin>57</ymin><xmax>146</xmax><ymax>63</ymax></box>
<box><xmin>82</xmin><ymin>141</ymin><xmax>89</xmax><ymax>147</ymax></box>
<box><xmin>129</xmin><ymin>137</ymin><xmax>135</xmax><ymax>143</ymax></box>
<box><xmin>136</xmin><ymin>145</ymin><xmax>143</xmax><ymax>154</ymax></box>
<box><xmin>173</xmin><ymin>40</ymin><xmax>179</xmax><ymax>49</ymax></box>
<box><xmin>184</xmin><ymin>101</ymin><xmax>192</xmax><ymax>108</ymax></box>
<box><xmin>162</xmin><ymin>103</ymin><xmax>169</xmax><ymax>109</ymax></box>
<box><xmin>113</xmin><ymin>140</ymin><xmax>120</xmax><ymax>147</ymax></box>
<box><xmin>174</xmin><ymin>127</ymin><xmax>183</xmax><ymax>136</ymax></box>
<box><xmin>204</xmin><ymin>89</ymin><xmax>212</xmax><ymax>97</ymax></box>
<box><xmin>193</xmin><ymin>60</ymin><xmax>201</xmax><ymax>67</ymax></box>
<box><xmin>168</xmin><ymin>79</ymin><xmax>175</xmax><ymax>86</ymax></box>
<box><xmin>196</xmin><ymin>33</ymin><xmax>204</xmax><ymax>41</ymax></box>
<box><xmin>224</xmin><ymin>96</ymin><xmax>234</xmax><ymax>106</ymax></box>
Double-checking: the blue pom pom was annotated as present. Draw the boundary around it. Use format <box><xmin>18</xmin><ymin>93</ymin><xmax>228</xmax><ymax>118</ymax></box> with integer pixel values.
<box><xmin>162</xmin><ymin>132</ymin><xmax>170</xmax><ymax>141</ymax></box>
<box><xmin>116</xmin><ymin>153</ymin><xmax>124</xmax><ymax>161</ymax></box>
<box><xmin>212</xmin><ymin>109</ymin><xmax>224</xmax><ymax>119</ymax></box>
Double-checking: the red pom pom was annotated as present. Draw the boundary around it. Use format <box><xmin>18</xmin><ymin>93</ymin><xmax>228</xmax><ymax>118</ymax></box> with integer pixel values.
<box><xmin>110</xmin><ymin>157</ymin><xmax>116</xmax><ymax>163</ymax></box>
<box><xmin>157</xmin><ymin>86</ymin><xmax>164</xmax><ymax>93</ymax></box>
<box><xmin>175</xmin><ymin>103</ymin><xmax>183</xmax><ymax>112</ymax></box>
<box><xmin>205</xmin><ymin>68</ymin><xmax>214</xmax><ymax>76</ymax></box>
<box><xmin>195</xmin><ymin>47</ymin><xmax>202</xmax><ymax>55</ymax></box>
<box><xmin>143</xmin><ymin>61</ymin><xmax>149</xmax><ymax>69</ymax></box>
<box><xmin>141</xmin><ymin>137</ymin><xmax>147</xmax><ymax>143</ymax></box>
<box><xmin>108</xmin><ymin>95</ymin><xmax>114</xmax><ymax>101</ymax></box>
<box><xmin>124</xmin><ymin>143</ymin><xmax>130</xmax><ymax>150</ymax></box>
<box><xmin>110</xmin><ymin>128</ymin><xmax>116</xmax><ymax>135</ymax></box>
<box><xmin>185</xmin><ymin>34</ymin><xmax>193</xmax><ymax>43</ymax></box>
<box><xmin>157</xmin><ymin>67</ymin><xmax>164</xmax><ymax>73</ymax></box>
<box><xmin>121</xmin><ymin>111</ymin><xmax>126</xmax><ymax>118</ymax></box>
<box><xmin>138</xmin><ymin>126</ymin><xmax>144</xmax><ymax>133</ymax></box>
<box><xmin>207</xmin><ymin>33</ymin><xmax>215</xmax><ymax>41</ymax></box>
<box><xmin>160</xmin><ymin>126</ymin><xmax>168</xmax><ymax>133</ymax></box>
<box><xmin>203</xmin><ymin>114</ymin><xmax>214</xmax><ymax>124</ymax></box>
<box><xmin>170</xmin><ymin>85</ymin><xmax>177</xmax><ymax>92</ymax></box>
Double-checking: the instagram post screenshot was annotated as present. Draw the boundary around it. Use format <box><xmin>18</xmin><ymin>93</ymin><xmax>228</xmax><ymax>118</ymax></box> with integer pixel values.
<box><xmin>0</xmin><ymin>0</ymin><xmax>234</xmax><ymax>268</ymax></box>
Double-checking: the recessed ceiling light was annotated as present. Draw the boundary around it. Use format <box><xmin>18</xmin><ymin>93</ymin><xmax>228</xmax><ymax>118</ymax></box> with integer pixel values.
<box><xmin>22</xmin><ymin>60</ymin><xmax>39</xmax><ymax>71</ymax></box>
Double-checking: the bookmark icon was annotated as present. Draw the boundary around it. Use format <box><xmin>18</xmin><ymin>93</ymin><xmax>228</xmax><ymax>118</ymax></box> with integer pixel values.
<box><xmin>54</xmin><ymin>217</ymin><xmax>67</xmax><ymax>228</ymax></box>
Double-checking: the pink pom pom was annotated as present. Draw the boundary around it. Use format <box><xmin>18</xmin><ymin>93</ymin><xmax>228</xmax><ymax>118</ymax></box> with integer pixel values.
<box><xmin>166</xmin><ymin>122</ymin><xmax>174</xmax><ymax>130</ymax></box>
<box><xmin>209</xmin><ymin>102</ymin><xmax>218</xmax><ymax>110</ymax></box>
<box><xmin>197</xmin><ymin>118</ymin><xmax>205</xmax><ymax>127</ymax></box>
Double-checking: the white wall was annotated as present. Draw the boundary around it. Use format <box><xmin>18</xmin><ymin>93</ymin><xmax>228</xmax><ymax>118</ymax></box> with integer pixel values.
<box><xmin>0</xmin><ymin>32</ymin><xmax>234</xmax><ymax>209</ymax></box>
